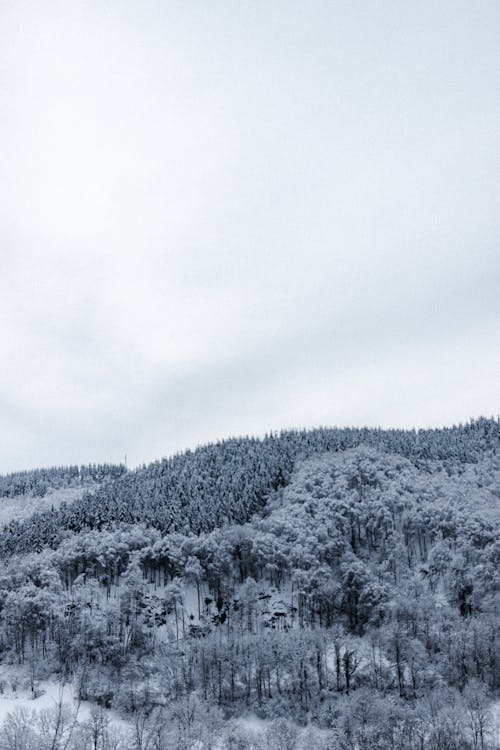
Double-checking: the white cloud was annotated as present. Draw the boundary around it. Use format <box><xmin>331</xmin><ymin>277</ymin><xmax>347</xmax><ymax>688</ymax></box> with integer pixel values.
<box><xmin>0</xmin><ymin>0</ymin><xmax>499</xmax><ymax>472</ymax></box>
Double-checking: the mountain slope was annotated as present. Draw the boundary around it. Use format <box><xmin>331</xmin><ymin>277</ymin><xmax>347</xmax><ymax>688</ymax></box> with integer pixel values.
<box><xmin>0</xmin><ymin>418</ymin><xmax>498</xmax><ymax>555</ymax></box>
<box><xmin>0</xmin><ymin>420</ymin><xmax>498</xmax><ymax>749</ymax></box>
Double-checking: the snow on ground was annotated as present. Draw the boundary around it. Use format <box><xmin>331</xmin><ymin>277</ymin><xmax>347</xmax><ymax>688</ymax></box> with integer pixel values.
<box><xmin>490</xmin><ymin>701</ymin><xmax>500</xmax><ymax>748</ymax></box>
<box><xmin>235</xmin><ymin>715</ymin><xmax>270</xmax><ymax>735</ymax></box>
<box><xmin>0</xmin><ymin>486</ymin><xmax>93</xmax><ymax>526</ymax></box>
<box><xmin>0</xmin><ymin>678</ymin><xmax>129</xmax><ymax>733</ymax></box>
<box><xmin>86</xmin><ymin>577</ymin><xmax>299</xmax><ymax>645</ymax></box>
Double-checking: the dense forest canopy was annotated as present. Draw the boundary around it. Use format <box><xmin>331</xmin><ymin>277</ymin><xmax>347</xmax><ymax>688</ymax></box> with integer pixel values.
<box><xmin>0</xmin><ymin>417</ymin><xmax>498</xmax><ymax>749</ymax></box>
<box><xmin>0</xmin><ymin>418</ymin><xmax>498</xmax><ymax>555</ymax></box>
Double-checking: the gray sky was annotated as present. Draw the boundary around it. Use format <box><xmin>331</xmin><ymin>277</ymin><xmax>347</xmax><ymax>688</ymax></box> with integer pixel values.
<box><xmin>1</xmin><ymin>0</ymin><xmax>499</xmax><ymax>473</ymax></box>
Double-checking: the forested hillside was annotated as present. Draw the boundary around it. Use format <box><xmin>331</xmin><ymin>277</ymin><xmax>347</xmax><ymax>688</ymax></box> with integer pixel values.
<box><xmin>0</xmin><ymin>464</ymin><xmax>126</xmax><ymax>527</ymax></box>
<box><xmin>0</xmin><ymin>419</ymin><xmax>498</xmax><ymax>749</ymax></box>
<box><xmin>0</xmin><ymin>419</ymin><xmax>497</xmax><ymax>554</ymax></box>
<box><xmin>0</xmin><ymin>464</ymin><xmax>126</xmax><ymax>500</ymax></box>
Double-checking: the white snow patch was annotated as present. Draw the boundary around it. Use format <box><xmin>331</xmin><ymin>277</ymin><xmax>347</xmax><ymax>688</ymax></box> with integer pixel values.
<box><xmin>0</xmin><ymin>486</ymin><xmax>94</xmax><ymax>526</ymax></box>
<box><xmin>0</xmin><ymin>679</ymin><xmax>129</xmax><ymax>732</ymax></box>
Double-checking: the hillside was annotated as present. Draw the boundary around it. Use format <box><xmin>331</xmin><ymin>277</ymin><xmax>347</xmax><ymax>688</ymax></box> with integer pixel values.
<box><xmin>0</xmin><ymin>464</ymin><xmax>126</xmax><ymax>527</ymax></box>
<box><xmin>0</xmin><ymin>419</ymin><xmax>498</xmax><ymax>749</ymax></box>
<box><xmin>0</xmin><ymin>418</ymin><xmax>498</xmax><ymax>554</ymax></box>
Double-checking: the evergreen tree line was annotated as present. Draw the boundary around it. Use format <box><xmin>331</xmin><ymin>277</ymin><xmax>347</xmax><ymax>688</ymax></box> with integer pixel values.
<box><xmin>0</xmin><ymin>464</ymin><xmax>126</xmax><ymax>500</ymax></box>
<box><xmin>0</xmin><ymin>440</ymin><xmax>498</xmax><ymax>748</ymax></box>
<box><xmin>0</xmin><ymin>418</ymin><xmax>498</xmax><ymax>555</ymax></box>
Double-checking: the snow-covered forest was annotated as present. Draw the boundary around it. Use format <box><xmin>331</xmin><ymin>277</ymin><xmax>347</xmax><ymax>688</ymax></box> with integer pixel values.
<box><xmin>0</xmin><ymin>418</ymin><xmax>499</xmax><ymax>749</ymax></box>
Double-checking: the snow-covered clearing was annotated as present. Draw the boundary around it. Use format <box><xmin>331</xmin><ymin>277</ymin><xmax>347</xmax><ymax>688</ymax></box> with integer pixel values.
<box><xmin>0</xmin><ymin>678</ymin><xmax>129</xmax><ymax>732</ymax></box>
<box><xmin>0</xmin><ymin>486</ymin><xmax>92</xmax><ymax>526</ymax></box>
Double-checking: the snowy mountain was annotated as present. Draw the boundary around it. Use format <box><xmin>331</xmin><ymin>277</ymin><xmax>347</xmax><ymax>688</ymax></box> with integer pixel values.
<box><xmin>0</xmin><ymin>419</ymin><xmax>498</xmax><ymax>749</ymax></box>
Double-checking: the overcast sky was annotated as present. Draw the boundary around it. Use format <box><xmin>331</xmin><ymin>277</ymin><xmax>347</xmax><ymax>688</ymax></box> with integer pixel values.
<box><xmin>1</xmin><ymin>1</ymin><xmax>499</xmax><ymax>473</ymax></box>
